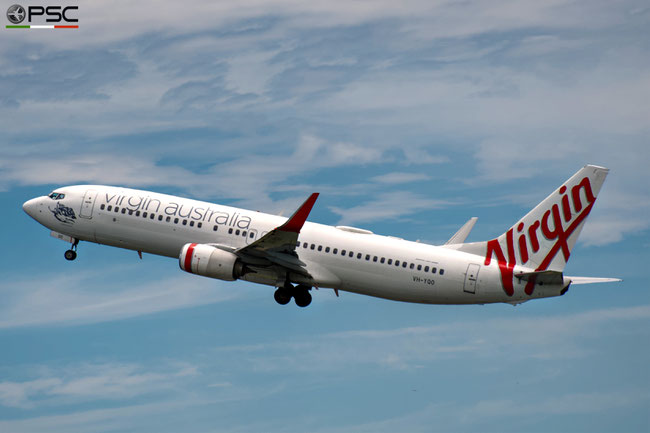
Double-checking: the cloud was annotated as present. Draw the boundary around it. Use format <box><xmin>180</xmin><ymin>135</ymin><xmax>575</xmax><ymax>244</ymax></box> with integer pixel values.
<box><xmin>1</xmin><ymin>0</ymin><xmax>630</xmax><ymax>50</ymax></box>
<box><xmin>312</xmin><ymin>389</ymin><xmax>649</xmax><ymax>433</ymax></box>
<box><xmin>0</xmin><ymin>362</ymin><xmax>195</xmax><ymax>409</ymax></box>
<box><xmin>0</xmin><ymin>48</ymin><xmax>136</xmax><ymax>107</ymax></box>
<box><xmin>467</xmin><ymin>390</ymin><xmax>647</xmax><ymax>419</ymax></box>
<box><xmin>330</xmin><ymin>191</ymin><xmax>452</xmax><ymax>225</ymax></box>
<box><xmin>0</xmin><ymin>363</ymin><xmax>284</xmax><ymax>433</ymax></box>
<box><xmin>579</xmin><ymin>188</ymin><xmax>650</xmax><ymax>246</ymax></box>
<box><xmin>209</xmin><ymin>305</ymin><xmax>650</xmax><ymax>373</ymax></box>
<box><xmin>0</xmin><ymin>134</ymin><xmax>384</xmax><ymax>205</ymax></box>
<box><xmin>371</xmin><ymin>172</ymin><xmax>431</xmax><ymax>184</ymax></box>
<box><xmin>580</xmin><ymin>215</ymin><xmax>649</xmax><ymax>246</ymax></box>
<box><xmin>0</xmin><ymin>268</ymin><xmax>237</xmax><ymax>328</ymax></box>
<box><xmin>0</xmin><ymin>154</ymin><xmax>196</xmax><ymax>191</ymax></box>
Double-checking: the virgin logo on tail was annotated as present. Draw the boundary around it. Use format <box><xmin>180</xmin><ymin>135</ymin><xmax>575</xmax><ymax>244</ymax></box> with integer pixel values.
<box><xmin>485</xmin><ymin>177</ymin><xmax>596</xmax><ymax>296</ymax></box>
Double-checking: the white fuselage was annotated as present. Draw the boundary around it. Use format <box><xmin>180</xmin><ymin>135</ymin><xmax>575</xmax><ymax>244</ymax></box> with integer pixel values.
<box><xmin>23</xmin><ymin>185</ymin><xmax>568</xmax><ymax>305</ymax></box>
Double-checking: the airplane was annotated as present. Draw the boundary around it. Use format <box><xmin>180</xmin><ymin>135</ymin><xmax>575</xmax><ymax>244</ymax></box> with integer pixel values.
<box><xmin>22</xmin><ymin>164</ymin><xmax>620</xmax><ymax>307</ymax></box>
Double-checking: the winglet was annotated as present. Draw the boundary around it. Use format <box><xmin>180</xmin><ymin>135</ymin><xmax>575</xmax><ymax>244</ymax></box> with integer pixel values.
<box><xmin>279</xmin><ymin>193</ymin><xmax>319</xmax><ymax>233</ymax></box>
<box><xmin>445</xmin><ymin>217</ymin><xmax>478</xmax><ymax>245</ymax></box>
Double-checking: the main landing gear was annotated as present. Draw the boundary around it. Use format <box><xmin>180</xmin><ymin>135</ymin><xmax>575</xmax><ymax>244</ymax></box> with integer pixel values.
<box><xmin>274</xmin><ymin>283</ymin><xmax>312</xmax><ymax>307</ymax></box>
<box><xmin>64</xmin><ymin>238</ymin><xmax>79</xmax><ymax>261</ymax></box>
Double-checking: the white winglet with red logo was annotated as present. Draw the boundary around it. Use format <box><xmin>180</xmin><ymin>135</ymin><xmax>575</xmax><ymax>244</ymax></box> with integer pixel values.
<box><xmin>452</xmin><ymin>165</ymin><xmax>609</xmax><ymax>296</ymax></box>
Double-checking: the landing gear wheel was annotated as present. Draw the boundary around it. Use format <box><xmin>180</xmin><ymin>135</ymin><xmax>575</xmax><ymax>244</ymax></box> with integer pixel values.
<box><xmin>64</xmin><ymin>249</ymin><xmax>77</xmax><ymax>261</ymax></box>
<box><xmin>274</xmin><ymin>287</ymin><xmax>292</xmax><ymax>305</ymax></box>
<box><xmin>294</xmin><ymin>289</ymin><xmax>312</xmax><ymax>308</ymax></box>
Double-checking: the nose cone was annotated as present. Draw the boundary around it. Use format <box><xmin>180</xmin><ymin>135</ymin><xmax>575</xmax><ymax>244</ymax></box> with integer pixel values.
<box><xmin>23</xmin><ymin>197</ymin><xmax>40</xmax><ymax>219</ymax></box>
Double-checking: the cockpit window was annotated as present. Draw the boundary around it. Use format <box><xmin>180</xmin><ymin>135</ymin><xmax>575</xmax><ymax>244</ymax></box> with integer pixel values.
<box><xmin>48</xmin><ymin>192</ymin><xmax>65</xmax><ymax>200</ymax></box>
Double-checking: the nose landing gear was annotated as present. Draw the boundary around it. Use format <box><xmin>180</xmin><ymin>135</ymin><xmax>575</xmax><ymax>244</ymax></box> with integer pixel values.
<box><xmin>274</xmin><ymin>283</ymin><xmax>312</xmax><ymax>307</ymax></box>
<box><xmin>64</xmin><ymin>238</ymin><xmax>79</xmax><ymax>261</ymax></box>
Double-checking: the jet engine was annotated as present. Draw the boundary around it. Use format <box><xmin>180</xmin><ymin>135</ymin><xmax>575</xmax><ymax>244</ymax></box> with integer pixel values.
<box><xmin>179</xmin><ymin>243</ymin><xmax>246</xmax><ymax>281</ymax></box>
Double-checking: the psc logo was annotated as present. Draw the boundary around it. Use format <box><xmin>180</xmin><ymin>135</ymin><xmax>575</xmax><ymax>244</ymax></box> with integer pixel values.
<box><xmin>6</xmin><ymin>3</ymin><xmax>78</xmax><ymax>28</ymax></box>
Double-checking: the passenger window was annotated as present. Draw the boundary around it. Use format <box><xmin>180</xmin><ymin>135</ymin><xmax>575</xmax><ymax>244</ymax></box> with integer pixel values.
<box><xmin>424</xmin><ymin>266</ymin><xmax>429</xmax><ymax>272</ymax></box>
<box><xmin>128</xmin><ymin>209</ymin><xmax>133</xmax><ymax>215</ymax></box>
<box><xmin>143</xmin><ymin>212</ymin><xmax>148</xmax><ymax>218</ymax></box>
<box><xmin>114</xmin><ymin>207</ymin><xmax>119</xmax><ymax>212</ymax></box>
<box><xmin>136</xmin><ymin>211</ymin><xmax>140</xmax><ymax>217</ymax></box>
<box><xmin>100</xmin><ymin>204</ymin><xmax>105</xmax><ymax>210</ymax></box>
<box><xmin>107</xmin><ymin>205</ymin><xmax>112</xmax><ymax>211</ymax></box>
<box><xmin>234</xmin><ymin>229</ymin><xmax>239</xmax><ymax>235</ymax></box>
<box><xmin>357</xmin><ymin>253</ymin><xmax>362</xmax><ymax>259</ymax></box>
<box><xmin>242</xmin><ymin>231</ymin><xmax>246</xmax><ymax>237</ymax></box>
<box><xmin>417</xmin><ymin>264</ymin><xmax>422</xmax><ymax>271</ymax></box>
<box><xmin>182</xmin><ymin>220</ymin><xmax>187</xmax><ymax>226</ymax></box>
<box><xmin>410</xmin><ymin>263</ymin><xmax>414</xmax><ymax>269</ymax></box>
<box><xmin>150</xmin><ymin>214</ymin><xmax>155</xmax><ymax>219</ymax></box>
<box><xmin>380</xmin><ymin>257</ymin><xmax>385</xmax><ymax>264</ymax></box>
<box><xmin>249</xmin><ymin>232</ymin><xmax>254</xmax><ymax>238</ymax></box>
<box><xmin>198</xmin><ymin>222</ymin><xmax>202</xmax><ymax>228</ymax></box>
<box><xmin>373</xmin><ymin>256</ymin><xmax>378</xmax><ymax>262</ymax></box>
<box><xmin>229</xmin><ymin>228</ymin><xmax>233</xmax><ymax>234</ymax></box>
<box><xmin>190</xmin><ymin>221</ymin><xmax>194</xmax><ymax>227</ymax></box>
<box><xmin>318</xmin><ymin>245</ymin><xmax>322</xmax><ymax>251</ymax></box>
<box><xmin>365</xmin><ymin>254</ymin><xmax>370</xmax><ymax>260</ymax></box>
<box><xmin>387</xmin><ymin>259</ymin><xmax>392</xmax><ymax>265</ymax></box>
<box><xmin>395</xmin><ymin>260</ymin><xmax>400</xmax><ymax>266</ymax></box>
<box><xmin>213</xmin><ymin>225</ymin><xmax>218</xmax><ymax>231</ymax></box>
<box><xmin>325</xmin><ymin>247</ymin><xmax>330</xmax><ymax>253</ymax></box>
<box><xmin>174</xmin><ymin>218</ymin><xmax>179</xmax><ymax>224</ymax></box>
<box><xmin>121</xmin><ymin>208</ymin><xmax>126</xmax><ymax>214</ymax></box>
<box><xmin>349</xmin><ymin>251</ymin><xmax>353</xmax><ymax>257</ymax></box>
<box><xmin>402</xmin><ymin>262</ymin><xmax>407</xmax><ymax>268</ymax></box>
<box><xmin>166</xmin><ymin>216</ymin><xmax>171</xmax><ymax>222</ymax></box>
<box><xmin>432</xmin><ymin>267</ymin><xmax>437</xmax><ymax>274</ymax></box>
<box><xmin>333</xmin><ymin>248</ymin><xmax>338</xmax><ymax>254</ymax></box>
<box><xmin>158</xmin><ymin>215</ymin><xmax>163</xmax><ymax>221</ymax></box>
<box><xmin>311</xmin><ymin>244</ymin><xmax>315</xmax><ymax>250</ymax></box>
<box><xmin>440</xmin><ymin>269</ymin><xmax>445</xmax><ymax>275</ymax></box>
<box><xmin>341</xmin><ymin>249</ymin><xmax>346</xmax><ymax>255</ymax></box>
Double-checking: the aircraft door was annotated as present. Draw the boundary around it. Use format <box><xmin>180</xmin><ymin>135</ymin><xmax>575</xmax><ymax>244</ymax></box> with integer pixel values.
<box><xmin>463</xmin><ymin>263</ymin><xmax>480</xmax><ymax>294</ymax></box>
<box><xmin>79</xmin><ymin>189</ymin><xmax>98</xmax><ymax>219</ymax></box>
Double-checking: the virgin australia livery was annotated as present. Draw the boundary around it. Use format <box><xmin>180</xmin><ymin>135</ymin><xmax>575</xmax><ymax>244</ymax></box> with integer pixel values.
<box><xmin>23</xmin><ymin>165</ymin><xmax>620</xmax><ymax>307</ymax></box>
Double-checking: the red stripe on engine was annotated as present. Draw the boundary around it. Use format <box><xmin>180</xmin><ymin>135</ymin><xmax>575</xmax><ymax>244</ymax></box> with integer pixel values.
<box><xmin>184</xmin><ymin>243</ymin><xmax>197</xmax><ymax>272</ymax></box>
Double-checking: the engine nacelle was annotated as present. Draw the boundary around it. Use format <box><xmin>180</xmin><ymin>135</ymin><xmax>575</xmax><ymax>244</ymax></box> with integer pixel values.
<box><xmin>179</xmin><ymin>243</ymin><xmax>244</xmax><ymax>281</ymax></box>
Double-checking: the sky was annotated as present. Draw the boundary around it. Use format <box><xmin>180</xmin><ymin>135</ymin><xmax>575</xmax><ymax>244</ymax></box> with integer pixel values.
<box><xmin>1</xmin><ymin>1</ymin><xmax>649</xmax><ymax>432</ymax></box>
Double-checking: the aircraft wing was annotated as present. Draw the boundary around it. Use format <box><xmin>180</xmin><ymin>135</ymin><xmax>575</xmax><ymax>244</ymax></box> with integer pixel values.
<box><xmin>235</xmin><ymin>193</ymin><xmax>319</xmax><ymax>277</ymax></box>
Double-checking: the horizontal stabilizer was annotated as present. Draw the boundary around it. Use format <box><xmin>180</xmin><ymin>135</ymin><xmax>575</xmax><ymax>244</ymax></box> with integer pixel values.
<box><xmin>567</xmin><ymin>276</ymin><xmax>623</xmax><ymax>285</ymax></box>
<box><xmin>445</xmin><ymin>217</ymin><xmax>478</xmax><ymax>245</ymax></box>
<box><xmin>514</xmin><ymin>270</ymin><xmax>564</xmax><ymax>285</ymax></box>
